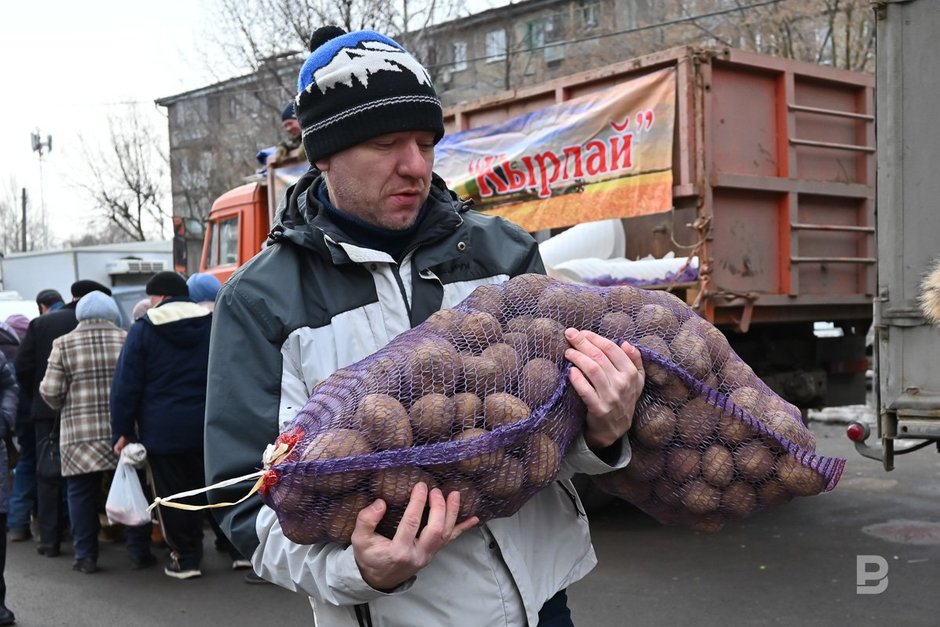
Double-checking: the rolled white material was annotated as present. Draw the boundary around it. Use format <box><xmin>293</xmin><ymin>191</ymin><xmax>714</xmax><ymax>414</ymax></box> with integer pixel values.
<box><xmin>538</xmin><ymin>219</ymin><xmax>626</xmax><ymax>268</ymax></box>
<box><xmin>551</xmin><ymin>253</ymin><xmax>699</xmax><ymax>286</ymax></box>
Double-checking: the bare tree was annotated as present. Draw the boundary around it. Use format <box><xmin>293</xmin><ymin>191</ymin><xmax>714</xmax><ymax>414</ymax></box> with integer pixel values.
<box><xmin>0</xmin><ymin>177</ymin><xmax>53</xmax><ymax>255</ymax></box>
<box><xmin>76</xmin><ymin>106</ymin><xmax>170</xmax><ymax>242</ymax></box>
<box><xmin>663</xmin><ymin>0</ymin><xmax>875</xmax><ymax>72</ymax></box>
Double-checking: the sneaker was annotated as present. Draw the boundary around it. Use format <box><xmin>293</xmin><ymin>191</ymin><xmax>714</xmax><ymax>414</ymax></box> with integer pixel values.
<box><xmin>164</xmin><ymin>563</ymin><xmax>202</xmax><ymax>580</ymax></box>
<box><xmin>0</xmin><ymin>604</ymin><xmax>15</xmax><ymax>626</ymax></box>
<box><xmin>73</xmin><ymin>558</ymin><xmax>99</xmax><ymax>574</ymax></box>
<box><xmin>243</xmin><ymin>571</ymin><xmax>270</xmax><ymax>585</ymax></box>
<box><xmin>8</xmin><ymin>528</ymin><xmax>31</xmax><ymax>542</ymax></box>
<box><xmin>37</xmin><ymin>545</ymin><xmax>61</xmax><ymax>557</ymax></box>
<box><xmin>231</xmin><ymin>559</ymin><xmax>252</xmax><ymax>570</ymax></box>
<box><xmin>131</xmin><ymin>554</ymin><xmax>158</xmax><ymax>570</ymax></box>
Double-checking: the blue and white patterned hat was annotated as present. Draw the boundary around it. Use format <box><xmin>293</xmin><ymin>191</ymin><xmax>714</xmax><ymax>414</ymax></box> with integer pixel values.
<box><xmin>295</xmin><ymin>27</ymin><xmax>444</xmax><ymax>163</ymax></box>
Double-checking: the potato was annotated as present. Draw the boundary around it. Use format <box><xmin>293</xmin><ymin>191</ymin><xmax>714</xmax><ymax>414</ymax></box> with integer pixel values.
<box><xmin>409</xmin><ymin>393</ymin><xmax>457</xmax><ymax>443</ymax></box>
<box><xmin>627</xmin><ymin>446</ymin><xmax>665</xmax><ymax>482</ymax></box>
<box><xmin>408</xmin><ymin>338</ymin><xmax>459</xmax><ymax>396</ymax></box>
<box><xmin>501</xmin><ymin>331</ymin><xmax>531</xmax><ymax>361</ymax></box>
<box><xmin>519</xmin><ymin>358</ymin><xmax>561</xmax><ymax>408</ymax></box>
<box><xmin>729</xmin><ymin>386</ymin><xmax>762</xmax><ymax>415</ymax></box>
<box><xmin>635</xmin><ymin>304</ymin><xmax>680</xmax><ymax>340</ymax></box>
<box><xmin>757</xmin><ymin>478</ymin><xmax>793</xmax><ymax>507</ymax></box>
<box><xmin>733</xmin><ymin>440</ymin><xmax>776</xmax><ymax>483</ymax></box>
<box><xmin>503</xmin><ymin>274</ymin><xmax>555</xmax><ymax>315</ymax></box>
<box><xmin>355</xmin><ymin>394</ymin><xmax>413</xmax><ymax>451</ymax></box>
<box><xmin>481</xmin><ymin>343</ymin><xmax>521</xmax><ymax>389</ymax></box>
<box><xmin>632</xmin><ymin>402</ymin><xmax>676</xmax><ymax>449</ymax></box>
<box><xmin>320</xmin><ymin>493</ymin><xmax>372</xmax><ymax>544</ymax></box>
<box><xmin>452</xmin><ymin>392</ymin><xmax>483</xmax><ymax>430</ymax></box>
<box><xmin>718</xmin><ymin>359</ymin><xmax>756</xmax><ymax>392</ymax></box>
<box><xmin>715</xmin><ymin>406</ymin><xmax>753</xmax><ymax>445</ymax></box>
<box><xmin>452</xmin><ymin>428</ymin><xmax>504</xmax><ymax>474</ymax></box>
<box><xmin>423</xmin><ymin>308</ymin><xmax>466</xmax><ymax>339</ymax></box>
<box><xmin>463</xmin><ymin>284</ymin><xmax>506</xmax><ymax>320</ymax></box>
<box><xmin>701</xmin><ymin>444</ymin><xmax>734</xmax><ymax>488</ymax></box>
<box><xmin>482</xmin><ymin>455</ymin><xmax>526</xmax><ymax>499</ymax></box>
<box><xmin>681</xmin><ymin>479</ymin><xmax>722</xmax><ymax>515</ymax></box>
<box><xmin>523</xmin><ymin>432</ymin><xmax>560</xmax><ymax>489</ymax></box>
<box><xmin>775</xmin><ymin>454</ymin><xmax>826</xmax><ymax>496</ymax></box>
<box><xmin>537</xmin><ymin>285</ymin><xmax>606</xmax><ymax>330</ymax></box>
<box><xmin>505</xmin><ymin>315</ymin><xmax>534</xmax><ymax>334</ymax></box>
<box><xmin>720</xmin><ymin>481</ymin><xmax>758</xmax><ymax>519</ymax></box>
<box><xmin>652</xmin><ymin>478</ymin><xmax>683</xmax><ymax>509</ymax></box>
<box><xmin>301</xmin><ymin>428</ymin><xmax>373</xmax><ymax>493</ymax></box>
<box><xmin>526</xmin><ymin>318</ymin><xmax>569</xmax><ymax>363</ymax></box>
<box><xmin>605</xmin><ymin>285</ymin><xmax>641</xmax><ymax>313</ymax></box>
<box><xmin>666</xmin><ymin>447</ymin><xmax>702</xmax><ymax>483</ymax></box>
<box><xmin>597</xmin><ymin>312</ymin><xmax>636</xmax><ymax>341</ymax></box>
<box><xmin>634</xmin><ymin>334</ymin><xmax>672</xmax><ymax>386</ymax></box>
<box><xmin>675</xmin><ymin>397</ymin><xmax>719</xmax><ymax>446</ymax></box>
<box><xmin>458</xmin><ymin>311</ymin><xmax>503</xmax><ymax>352</ymax></box>
<box><xmin>371</xmin><ymin>465</ymin><xmax>437</xmax><ymax>508</ymax></box>
<box><xmin>439</xmin><ymin>477</ymin><xmax>483</xmax><ymax>520</ymax></box>
<box><xmin>483</xmin><ymin>392</ymin><xmax>530</xmax><ymax>429</ymax></box>
<box><xmin>689</xmin><ymin>514</ymin><xmax>726</xmax><ymax>533</ymax></box>
<box><xmin>461</xmin><ymin>354</ymin><xmax>499</xmax><ymax>396</ymax></box>
<box><xmin>670</xmin><ymin>319</ymin><xmax>712</xmax><ymax>379</ymax></box>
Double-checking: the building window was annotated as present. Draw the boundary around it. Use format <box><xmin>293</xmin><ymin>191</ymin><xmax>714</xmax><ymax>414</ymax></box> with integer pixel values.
<box><xmin>579</xmin><ymin>2</ymin><xmax>600</xmax><ymax>29</ymax></box>
<box><xmin>453</xmin><ymin>41</ymin><xmax>468</xmax><ymax>71</ymax></box>
<box><xmin>485</xmin><ymin>29</ymin><xmax>507</xmax><ymax>62</ymax></box>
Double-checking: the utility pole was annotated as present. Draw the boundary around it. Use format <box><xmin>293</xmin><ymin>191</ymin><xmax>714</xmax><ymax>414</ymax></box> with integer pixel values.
<box><xmin>30</xmin><ymin>130</ymin><xmax>52</xmax><ymax>247</ymax></box>
<box><xmin>20</xmin><ymin>188</ymin><xmax>27</xmax><ymax>252</ymax></box>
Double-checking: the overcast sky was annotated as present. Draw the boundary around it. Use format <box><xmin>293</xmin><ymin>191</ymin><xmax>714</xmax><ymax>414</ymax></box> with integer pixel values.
<box><xmin>1</xmin><ymin>0</ymin><xmax>508</xmax><ymax>247</ymax></box>
<box><xmin>0</xmin><ymin>1</ymin><xmax>216</xmax><ymax>244</ymax></box>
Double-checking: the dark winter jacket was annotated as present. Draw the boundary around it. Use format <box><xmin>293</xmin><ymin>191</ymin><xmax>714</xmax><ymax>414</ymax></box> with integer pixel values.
<box><xmin>0</xmin><ymin>322</ymin><xmax>21</xmax><ymax>362</ymax></box>
<box><xmin>109</xmin><ymin>298</ymin><xmax>213</xmax><ymax>455</ymax></box>
<box><xmin>15</xmin><ymin>303</ymin><xmax>79</xmax><ymax>422</ymax></box>
<box><xmin>0</xmin><ymin>353</ymin><xmax>20</xmax><ymax>513</ymax></box>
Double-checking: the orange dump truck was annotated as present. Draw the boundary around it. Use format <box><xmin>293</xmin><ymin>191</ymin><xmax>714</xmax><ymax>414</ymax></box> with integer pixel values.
<box><xmin>181</xmin><ymin>45</ymin><xmax>874</xmax><ymax>412</ymax></box>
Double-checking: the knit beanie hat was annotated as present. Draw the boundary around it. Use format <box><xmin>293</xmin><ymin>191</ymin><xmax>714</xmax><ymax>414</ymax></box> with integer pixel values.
<box><xmin>186</xmin><ymin>272</ymin><xmax>222</xmax><ymax>303</ymax></box>
<box><xmin>4</xmin><ymin>314</ymin><xmax>29</xmax><ymax>341</ymax></box>
<box><xmin>281</xmin><ymin>102</ymin><xmax>296</xmax><ymax>121</ymax></box>
<box><xmin>71</xmin><ymin>279</ymin><xmax>112</xmax><ymax>299</ymax></box>
<box><xmin>295</xmin><ymin>26</ymin><xmax>444</xmax><ymax>163</ymax></box>
<box><xmin>76</xmin><ymin>291</ymin><xmax>121</xmax><ymax>323</ymax></box>
<box><xmin>146</xmin><ymin>271</ymin><xmax>189</xmax><ymax>298</ymax></box>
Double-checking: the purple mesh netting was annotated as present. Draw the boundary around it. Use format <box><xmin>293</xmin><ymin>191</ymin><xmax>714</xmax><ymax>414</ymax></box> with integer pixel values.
<box><xmin>258</xmin><ymin>274</ymin><xmax>844</xmax><ymax>543</ymax></box>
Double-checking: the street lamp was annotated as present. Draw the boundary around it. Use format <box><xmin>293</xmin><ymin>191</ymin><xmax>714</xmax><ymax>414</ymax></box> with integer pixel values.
<box><xmin>30</xmin><ymin>130</ymin><xmax>52</xmax><ymax>246</ymax></box>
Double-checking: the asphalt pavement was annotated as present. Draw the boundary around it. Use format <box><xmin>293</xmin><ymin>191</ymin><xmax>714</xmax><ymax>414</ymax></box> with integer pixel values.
<box><xmin>7</xmin><ymin>420</ymin><xmax>939</xmax><ymax>626</ymax></box>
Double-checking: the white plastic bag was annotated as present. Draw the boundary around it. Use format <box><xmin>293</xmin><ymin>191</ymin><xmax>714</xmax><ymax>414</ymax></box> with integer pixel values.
<box><xmin>106</xmin><ymin>448</ymin><xmax>151</xmax><ymax>527</ymax></box>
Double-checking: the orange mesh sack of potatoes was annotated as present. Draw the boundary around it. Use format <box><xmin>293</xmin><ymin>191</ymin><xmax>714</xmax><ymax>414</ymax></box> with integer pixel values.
<box><xmin>257</xmin><ymin>273</ymin><xmax>844</xmax><ymax>543</ymax></box>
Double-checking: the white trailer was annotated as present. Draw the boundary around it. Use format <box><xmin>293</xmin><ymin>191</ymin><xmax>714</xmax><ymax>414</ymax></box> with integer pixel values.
<box><xmin>0</xmin><ymin>240</ymin><xmax>172</xmax><ymax>302</ymax></box>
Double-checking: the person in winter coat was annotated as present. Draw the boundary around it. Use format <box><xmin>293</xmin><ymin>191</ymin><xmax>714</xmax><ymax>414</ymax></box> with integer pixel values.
<box><xmin>0</xmin><ymin>353</ymin><xmax>19</xmax><ymax>625</ymax></box>
<box><xmin>15</xmin><ymin>281</ymin><xmax>112</xmax><ymax>555</ymax></box>
<box><xmin>0</xmin><ymin>315</ymin><xmax>29</xmax><ymax>363</ymax></box>
<box><xmin>204</xmin><ymin>27</ymin><xmax>644</xmax><ymax>627</ymax></box>
<box><xmin>110</xmin><ymin>271</ymin><xmax>245</xmax><ymax>580</ymax></box>
<box><xmin>185</xmin><ymin>273</ymin><xmax>222</xmax><ymax>312</ymax></box>
<box><xmin>40</xmin><ymin>292</ymin><xmax>135</xmax><ymax>574</ymax></box>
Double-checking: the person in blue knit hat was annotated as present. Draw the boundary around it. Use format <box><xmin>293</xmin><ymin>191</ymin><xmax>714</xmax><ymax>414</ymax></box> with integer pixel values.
<box><xmin>205</xmin><ymin>26</ymin><xmax>644</xmax><ymax>626</ymax></box>
<box><xmin>186</xmin><ymin>273</ymin><xmax>222</xmax><ymax>311</ymax></box>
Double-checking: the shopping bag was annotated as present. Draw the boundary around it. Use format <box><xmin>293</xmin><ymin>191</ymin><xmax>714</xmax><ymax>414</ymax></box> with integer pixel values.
<box><xmin>106</xmin><ymin>449</ymin><xmax>151</xmax><ymax>526</ymax></box>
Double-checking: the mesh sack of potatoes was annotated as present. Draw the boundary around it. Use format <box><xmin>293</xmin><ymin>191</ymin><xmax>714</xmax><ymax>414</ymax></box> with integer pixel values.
<box><xmin>258</xmin><ymin>273</ymin><xmax>844</xmax><ymax>543</ymax></box>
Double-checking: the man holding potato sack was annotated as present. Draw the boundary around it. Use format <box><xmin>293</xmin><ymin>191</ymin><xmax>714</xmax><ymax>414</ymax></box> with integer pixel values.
<box><xmin>205</xmin><ymin>25</ymin><xmax>645</xmax><ymax>627</ymax></box>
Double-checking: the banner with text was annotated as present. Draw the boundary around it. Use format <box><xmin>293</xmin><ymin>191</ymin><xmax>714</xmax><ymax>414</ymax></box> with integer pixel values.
<box><xmin>436</xmin><ymin>67</ymin><xmax>676</xmax><ymax>232</ymax></box>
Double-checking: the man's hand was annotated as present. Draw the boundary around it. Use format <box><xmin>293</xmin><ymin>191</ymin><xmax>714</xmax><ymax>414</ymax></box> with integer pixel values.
<box><xmin>351</xmin><ymin>482</ymin><xmax>479</xmax><ymax>591</ymax></box>
<box><xmin>113</xmin><ymin>435</ymin><xmax>129</xmax><ymax>457</ymax></box>
<box><xmin>564</xmin><ymin>328</ymin><xmax>645</xmax><ymax>452</ymax></box>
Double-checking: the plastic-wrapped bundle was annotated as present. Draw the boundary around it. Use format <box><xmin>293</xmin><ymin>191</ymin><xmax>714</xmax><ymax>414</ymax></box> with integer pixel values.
<box><xmin>258</xmin><ymin>273</ymin><xmax>843</xmax><ymax>543</ymax></box>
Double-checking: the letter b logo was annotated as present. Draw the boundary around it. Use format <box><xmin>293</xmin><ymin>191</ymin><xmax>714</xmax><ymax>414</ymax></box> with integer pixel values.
<box><xmin>856</xmin><ymin>555</ymin><xmax>889</xmax><ymax>594</ymax></box>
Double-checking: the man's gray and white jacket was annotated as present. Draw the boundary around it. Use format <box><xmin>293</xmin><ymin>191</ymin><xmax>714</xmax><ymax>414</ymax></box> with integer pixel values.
<box><xmin>204</xmin><ymin>169</ymin><xmax>631</xmax><ymax>627</ymax></box>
